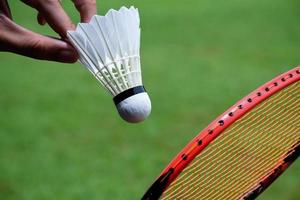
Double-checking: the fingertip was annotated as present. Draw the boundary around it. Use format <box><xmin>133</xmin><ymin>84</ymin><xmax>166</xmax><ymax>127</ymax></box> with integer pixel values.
<box><xmin>56</xmin><ymin>45</ymin><xmax>79</xmax><ymax>63</ymax></box>
<box><xmin>72</xmin><ymin>0</ymin><xmax>97</xmax><ymax>23</ymax></box>
<box><xmin>37</xmin><ymin>13</ymin><xmax>46</xmax><ymax>25</ymax></box>
<box><xmin>35</xmin><ymin>0</ymin><xmax>76</xmax><ymax>38</ymax></box>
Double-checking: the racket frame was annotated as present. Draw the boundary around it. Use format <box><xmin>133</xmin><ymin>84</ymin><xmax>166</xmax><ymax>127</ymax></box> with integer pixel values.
<box><xmin>143</xmin><ymin>67</ymin><xmax>300</xmax><ymax>200</ymax></box>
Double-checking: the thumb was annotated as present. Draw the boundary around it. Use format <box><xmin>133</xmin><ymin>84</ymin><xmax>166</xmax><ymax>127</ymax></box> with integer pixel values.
<box><xmin>0</xmin><ymin>14</ymin><xmax>78</xmax><ymax>63</ymax></box>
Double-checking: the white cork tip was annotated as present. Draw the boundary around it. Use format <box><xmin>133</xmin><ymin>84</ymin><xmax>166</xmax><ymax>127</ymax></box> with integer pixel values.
<box><xmin>116</xmin><ymin>93</ymin><xmax>151</xmax><ymax>123</ymax></box>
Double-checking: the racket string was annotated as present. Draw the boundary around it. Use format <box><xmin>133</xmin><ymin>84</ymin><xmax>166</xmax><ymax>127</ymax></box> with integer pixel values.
<box><xmin>161</xmin><ymin>81</ymin><xmax>299</xmax><ymax>200</ymax></box>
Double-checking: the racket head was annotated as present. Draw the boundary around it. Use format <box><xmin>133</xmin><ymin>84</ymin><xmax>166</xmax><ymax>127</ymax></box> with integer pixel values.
<box><xmin>143</xmin><ymin>67</ymin><xmax>300</xmax><ymax>200</ymax></box>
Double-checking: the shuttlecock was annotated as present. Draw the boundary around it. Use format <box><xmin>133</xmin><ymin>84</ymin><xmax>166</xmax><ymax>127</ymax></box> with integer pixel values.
<box><xmin>67</xmin><ymin>6</ymin><xmax>151</xmax><ymax>123</ymax></box>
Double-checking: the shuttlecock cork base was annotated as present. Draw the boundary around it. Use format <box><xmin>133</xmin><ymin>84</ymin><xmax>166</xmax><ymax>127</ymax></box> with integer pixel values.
<box><xmin>113</xmin><ymin>86</ymin><xmax>151</xmax><ymax>123</ymax></box>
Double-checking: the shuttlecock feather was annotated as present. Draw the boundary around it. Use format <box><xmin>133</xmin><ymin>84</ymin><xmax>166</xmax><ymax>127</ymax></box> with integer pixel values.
<box><xmin>67</xmin><ymin>6</ymin><xmax>151</xmax><ymax>123</ymax></box>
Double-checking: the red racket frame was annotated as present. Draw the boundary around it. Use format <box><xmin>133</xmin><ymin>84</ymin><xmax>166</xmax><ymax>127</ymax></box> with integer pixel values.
<box><xmin>143</xmin><ymin>67</ymin><xmax>300</xmax><ymax>200</ymax></box>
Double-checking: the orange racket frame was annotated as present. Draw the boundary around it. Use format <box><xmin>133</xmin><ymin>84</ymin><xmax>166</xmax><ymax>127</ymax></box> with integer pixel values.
<box><xmin>143</xmin><ymin>67</ymin><xmax>300</xmax><ymax>200</ymax></box>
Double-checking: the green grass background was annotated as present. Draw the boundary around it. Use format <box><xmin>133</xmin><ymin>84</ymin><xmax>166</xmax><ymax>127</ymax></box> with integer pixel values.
<box><xmin>0</xmin><ymin>0</ymin><xmax>299</xmax><ymax>199</ymax></box>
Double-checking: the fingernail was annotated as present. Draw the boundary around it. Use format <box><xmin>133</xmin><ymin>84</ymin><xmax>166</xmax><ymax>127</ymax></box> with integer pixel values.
<box><xmin>57</xmin><ymin>48</ymin><xmax>78</xmax><ymax>63</ymax></box>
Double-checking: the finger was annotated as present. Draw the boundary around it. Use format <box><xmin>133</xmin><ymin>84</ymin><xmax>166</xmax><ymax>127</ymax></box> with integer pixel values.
<box><xmin>37</xmin><ymin>12</ymin><xmax>46</xmax><ymax>25</ymax></box>
<box><xmin>72</xmin><ymin>0</ymin><xmax>97</xmax><ymax>23</ymax></box>
<box><xmin>0</xmin><ymin>0</ymin><xmax>12</xmax><ymax>19</ymax></box>
<box><xmin>22</xmin><ymin>0</ymin><xmax>75</xmax><ymax>38</ymax></box>
<box><xmin>0</xmin><ymin>14</ymin><xmax>78</xmax><ymax>63</ymax></box>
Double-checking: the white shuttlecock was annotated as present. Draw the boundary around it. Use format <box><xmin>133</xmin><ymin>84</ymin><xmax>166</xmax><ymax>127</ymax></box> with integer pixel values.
<box><xmin>67</xmin><ymin>6</ymin><xmax>151</xmax><ymax>123</ymax></box>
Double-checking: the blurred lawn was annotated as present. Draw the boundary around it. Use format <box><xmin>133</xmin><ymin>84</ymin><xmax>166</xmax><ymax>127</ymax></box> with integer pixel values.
<box><xmin>0</xmin><ymin>0</ymin><xmax>299</xmax><ymax>199</ymax></box>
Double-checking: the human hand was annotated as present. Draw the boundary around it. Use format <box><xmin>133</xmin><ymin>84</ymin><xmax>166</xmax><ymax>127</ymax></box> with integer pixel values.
<box><xmin>0</xmin><ymin>0</ymin><xmax>97</xmax><ymax>63</ymax></box>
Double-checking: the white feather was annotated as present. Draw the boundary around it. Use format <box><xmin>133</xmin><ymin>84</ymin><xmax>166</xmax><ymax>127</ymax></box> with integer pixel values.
<box><xmin>67</xmin><ymin>6</ymin><xmax>142</xmax><ymax>96</ymax></box>
<box><xmin>67</xmin><ymin>6</ymin><xmax>151</xmax><ymax>123</ymax></box>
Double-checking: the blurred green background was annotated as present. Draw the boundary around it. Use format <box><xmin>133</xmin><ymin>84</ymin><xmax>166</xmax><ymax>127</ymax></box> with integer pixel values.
<box><xmin>0</xmin><ymin>0</ymin><xmax>299</xmax><ymax>199</ymax></box>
